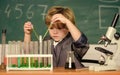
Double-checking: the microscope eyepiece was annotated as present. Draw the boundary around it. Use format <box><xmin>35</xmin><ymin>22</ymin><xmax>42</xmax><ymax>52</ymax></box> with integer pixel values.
<box><xmin>111</xmin><ymin>13</ymin><xmax>119</xmax><ymax>28</ymax></box>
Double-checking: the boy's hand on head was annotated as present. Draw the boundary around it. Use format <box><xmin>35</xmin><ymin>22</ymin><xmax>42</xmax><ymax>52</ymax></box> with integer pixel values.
<box><xmin>24</xmin><ymin>21</ymin><xmax>33</xmax><ymax>35</ymax></box>
<box><xmin>51</xmin><ymin>14</ymin><xmax>70</xmax><ymax>24</ymax></box>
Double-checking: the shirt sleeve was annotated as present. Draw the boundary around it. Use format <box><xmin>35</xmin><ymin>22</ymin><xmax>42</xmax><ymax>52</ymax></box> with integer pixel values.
<box><xmin>71</xmin><ymin>32</ymin><xmax>89</xmax><ymax>61</ymax></box>
<box><xmin>73</xmin><ymin>32</ymin><xmax>88</xmax><ymax>48</ymax></box>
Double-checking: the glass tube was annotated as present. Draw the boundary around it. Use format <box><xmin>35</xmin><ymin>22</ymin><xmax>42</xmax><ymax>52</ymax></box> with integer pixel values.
<box><xmin>1</xmin><ymin>29</ymin><xmax>6</xmax><ymax>69</ymax></box>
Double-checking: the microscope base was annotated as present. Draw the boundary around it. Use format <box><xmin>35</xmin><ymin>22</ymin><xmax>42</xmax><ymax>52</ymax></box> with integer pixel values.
<box><xmin>89</xmin><ymin>65</ymin><xmax>117</xmax><ymax>72</ymax></box>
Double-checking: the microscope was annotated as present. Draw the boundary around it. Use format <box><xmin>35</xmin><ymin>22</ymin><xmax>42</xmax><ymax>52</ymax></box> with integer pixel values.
<box><xmin>89</xmin><ymin>13</ymin><xmax>120</xmax><ymax>71</ymax></box>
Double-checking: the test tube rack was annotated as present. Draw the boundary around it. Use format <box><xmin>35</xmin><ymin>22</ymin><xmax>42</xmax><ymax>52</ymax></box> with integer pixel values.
<box><xmin>6</xmin><ymin>54</ymin><xmax>53</xmax><ymax>71</ymax></box>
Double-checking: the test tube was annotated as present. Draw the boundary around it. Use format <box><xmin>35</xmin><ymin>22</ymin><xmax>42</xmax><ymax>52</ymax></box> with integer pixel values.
<box><xmin>47</xmin><ymin>40</ymin><xmax>52</xmax><ymax>67</ymax></box>
<box><xmin>11</xmin><ymin>41</ymin><xmax>17</xmax><ymax>67</ymax></box>
<box><xmin>23</xmin><ymin>42</ymin><xmax>30</xmax><ymax>67</ymax></box>
<box><xmin>8</xmin><ymin>41</ymin><xmax>12</xmax><ymax>67</ymax></box>
<box><xmin>30</xmin><ymin>41</ymin><xmax>34</xmax><ymax>67</ymax></box>
<box><xmin>34</xmin><ymin>41</ymin><xmax>39</xmax><ymax>67</ymax></box>
<box><xmin>38</xmin><ymin>35</ymin><xmax>43</xmax><ymax>67</ymax></box>
<box><xmin>24</xmin><ymin>42</ymin><xmax>30</xmax><ymax>54</ymax></box>
<box><xmin>16</xmin><ymin>41</ymin><xmax>22</xmax><ymax>68</ymax></box>
<box><xmin>43</xmin><ymin>40</ymin><xmax>48</xmax><ymax>67</ymax></box>
<box><xmin>34</xmin><ymin>41</ymin><xmax>39</xmax><ymax>54</ymax></box>
<box><xmin>1</xmin><ymin>29</ymin><xmax>7</xmax><ymax>69</ymax></box>
<box><xmin>30</xmin><ymin>41</ymin><xmax>34</xmax><ymax>54</ymax></box>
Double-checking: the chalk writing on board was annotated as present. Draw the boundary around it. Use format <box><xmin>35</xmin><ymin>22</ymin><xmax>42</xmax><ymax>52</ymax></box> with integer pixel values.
<box><xmin>26</xmin><ymin>4</ymin><xmax>34</xmax><ymax>20</ymax></box>
<box><xmin>37</xmin><ymin>5</ymin><xmax>48</xmax><ymax>20</ymax></box>
<box><xmin>15</xmin><ymin>4</ymin><xmax>24</xmax><ymax>19</ymax></box>
<box><xmin>5</xmin><ymin>4</ymin><xmax>11</xmax><ymax>18</ymax></box>
<box><xmin>4</xmin><ymin>4</ymin><xmax>48</xmax><ymax>20</ymax></box>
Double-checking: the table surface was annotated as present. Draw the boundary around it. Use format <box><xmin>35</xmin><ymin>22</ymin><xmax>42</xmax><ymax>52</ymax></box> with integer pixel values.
<box><xmin>0</xmin><ymin>67</ymin><xmax>120</xmax><ymax>75</ymax></box>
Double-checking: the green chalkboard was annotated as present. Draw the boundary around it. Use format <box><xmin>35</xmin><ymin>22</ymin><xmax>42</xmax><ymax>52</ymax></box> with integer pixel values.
<box><xmin>0</xmin><ymin>0</ymin><xmax>120</xmax><ymax>44</ymax></box>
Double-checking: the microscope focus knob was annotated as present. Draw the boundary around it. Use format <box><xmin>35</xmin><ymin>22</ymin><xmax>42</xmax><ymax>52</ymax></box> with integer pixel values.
<box><xmin>114</xmin><ymin>32</ymin><xmax>120</xmax><ymax>40</ymax></box>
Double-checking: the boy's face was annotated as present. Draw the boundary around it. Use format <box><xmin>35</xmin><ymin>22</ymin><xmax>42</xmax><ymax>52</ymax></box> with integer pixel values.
<box><xmin>48</xmin><ymin>28</ymin><xmax>69</xmax><ymax>42</ymax></box>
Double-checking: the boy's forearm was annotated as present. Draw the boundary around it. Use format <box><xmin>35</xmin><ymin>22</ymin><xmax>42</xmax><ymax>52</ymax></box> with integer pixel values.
<box><xmin>24</xmin><ymin>34</ymin><xmax>31</xmax><ymax>42</ymax></box>
<box><xmin>66</xmin><ymin>21</ymin><xmax>81</xmax><ymax>41</ymax></box>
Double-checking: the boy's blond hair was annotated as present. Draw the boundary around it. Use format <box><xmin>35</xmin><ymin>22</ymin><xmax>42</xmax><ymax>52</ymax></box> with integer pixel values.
<box><xmin>45</xmin><ymin>6</ymin><xmax>76</xmax><ymax>27</ymax></box>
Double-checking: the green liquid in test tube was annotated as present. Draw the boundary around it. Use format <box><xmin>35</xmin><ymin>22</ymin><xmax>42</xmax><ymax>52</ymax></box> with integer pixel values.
<box><xmin>27</xmin><ymin>57</ymin><xmax>29</xmax><ymax>67</ymax></box>
<box><xmin>39</xmin><ymin>62</ymin><xmax>43</xmax><ymax>68</ymax></box>
<box><xmin>21</xmin><ymin>57</ymin><xmax>24</xmax><ymax>67</ymax></box>
<box><xmin>17</xmin><ymin>41</ymin><xmax>22</xmax><ymax>68</ymax></box>
<box><xmin>30</xmin><ymin>57</ymin><xmax>34</xmax><ymax>67</ymax></box>
<box><xmin>48</xmin><ymin>64</ymin><xmax>51</xmax><ymax>67</ymax></box>
<box><xmin>34</xmin><ymin>60</ymin><xmax>38</xmax><ymax>67</ymax></box>
<box><xmin>24</xmin><ymin>57</ymin><xmax>28</xmax><ymax>68</ymax></box>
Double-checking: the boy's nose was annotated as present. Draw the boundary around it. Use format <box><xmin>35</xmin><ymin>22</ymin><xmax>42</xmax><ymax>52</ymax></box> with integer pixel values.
<box><xmin>53</xmin><ymin>28</ymin><xmax>58</xmax><ymax>33</ymax></box>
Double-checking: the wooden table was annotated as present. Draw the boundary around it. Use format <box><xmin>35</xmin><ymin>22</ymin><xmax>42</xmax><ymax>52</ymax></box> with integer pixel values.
<box><xmin>0</xmin><ymin>67</ymin><xmax>120</xmax><ymax>75</ymax></box>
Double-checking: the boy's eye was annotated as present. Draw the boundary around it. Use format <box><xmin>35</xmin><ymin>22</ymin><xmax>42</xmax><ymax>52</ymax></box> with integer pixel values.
<box><xmin>49</xmin><ymin>28</ymin><xmax>53</xmax><ymax>29</ymax></box>
<box><xmin>58</xmin><ymin>28</ymin><xmax>62</xmax><ymax>30</ymax></box>
<box><xmin>48</xmin><ymin>26</ymin><xmax>53</xmax><ymax>29</ymax></box>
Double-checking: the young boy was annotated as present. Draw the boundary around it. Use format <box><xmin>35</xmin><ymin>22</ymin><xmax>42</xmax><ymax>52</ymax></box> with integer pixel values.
<box><xmin>24</xmin><ymin>6</ymin><xmax>89</xmax><ymax>69</ymax></box>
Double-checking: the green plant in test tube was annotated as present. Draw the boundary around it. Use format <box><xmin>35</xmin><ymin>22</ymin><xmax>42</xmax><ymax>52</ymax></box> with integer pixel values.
<box><xmin>30</xmin><ymin>57</ymin><xmax>34</xmax><ymax>67</ymax></box>
<box><xmin>48</xmin><ymin>64</ymin><xmax>51</xmax><ymax>67</ymax></box>
<box><xmin>34</xmin><ymin>60</ymin><xmax>38</xmax><ymax>67</ymax></box>
<box><xmin>26</xmin><ymin>57</ymin><xmax>29</xmax><ymax>67</ymax></box>
<box><xmin>40</xmin><ymin>62</ymin><xmax>43</xmax><ymax>68</ymax></box>
<box><xmin>21</xmin><ymin>57</ymin><xmax>25</xmax><ymax>67</ymax></box>
<box><xmin>22</xmin><ymin>57</ymin><xmax>29</xmax><ymax>68</ymax></box>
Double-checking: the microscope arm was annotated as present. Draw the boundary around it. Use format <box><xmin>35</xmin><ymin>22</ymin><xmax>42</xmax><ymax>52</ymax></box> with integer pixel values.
<box><xmin>95</xmin><ymin>47</ymin><xmax>113</xmax><ymax>55</ymax></box>
<box><xmin>98</xmin><ymin>13</ymin><xmax>119</xmax><ymax>47</ymax></box>
<box><xmin>89</xmin><ymin>13</ymin><xmax>120</xmax><ymax>71</ymax></box>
